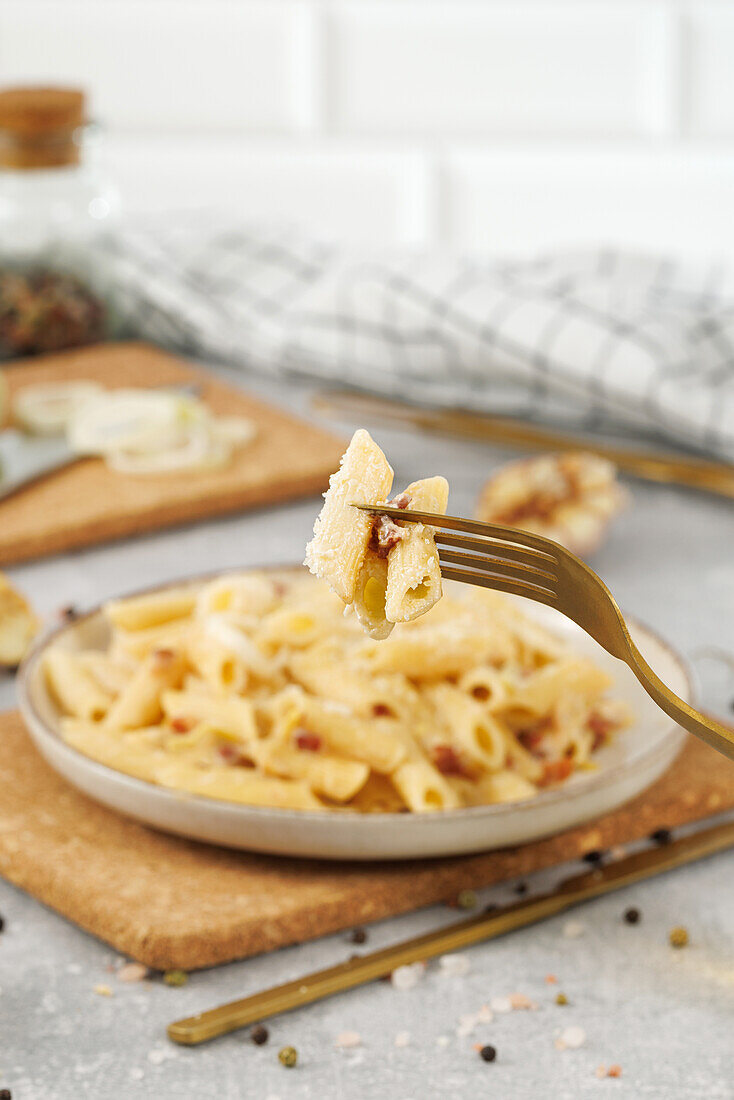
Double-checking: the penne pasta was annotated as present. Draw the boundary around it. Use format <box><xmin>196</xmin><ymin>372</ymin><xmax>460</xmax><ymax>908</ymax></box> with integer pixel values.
<box><xmin>391</xmin><ymin>759</ymin><xmax>461</xmax><ymax>812</ymax></box>
<box><xmin>105</xmin><ymin>587</ymin><xmax>197</xmax><ymax>631</ymax></box>
<box><xmin>385</xmin><ymin>476</ymin><xmax>448</xmax><ymax>623</ymax></box>
<box><xmin>305</xmin><ymin>428</ymin><xmax>394</xmax><ymax>604</ymax></box>
<box><xmin>104</xmin><ymin>647</ymin><xmax>186</xmax><ymax>731</ymax></box>
<box><xmin>161</xmin><ymin>690</ymin><xmax>257</xmax><ymax>743</ymax></box>
<box><xmin>258</xmin><ymin>744</ymin><xmax>369</xmax><ymax>803</ymax></box>
<box><xmin>44</xmin><ymin>649</ymin><xmax>112</xmax><ymax>721</ymax></box>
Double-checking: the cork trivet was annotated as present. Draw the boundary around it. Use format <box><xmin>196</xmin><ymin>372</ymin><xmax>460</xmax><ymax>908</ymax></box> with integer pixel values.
<box><xmin>1</xmin><ymin>714</ymin><xmax>732</xmax><ymax>970</ymax></box>
<box><xmin>0</xmin><ymin>342</ymin><xmax>345</xmax><ymax>565</ymax></box>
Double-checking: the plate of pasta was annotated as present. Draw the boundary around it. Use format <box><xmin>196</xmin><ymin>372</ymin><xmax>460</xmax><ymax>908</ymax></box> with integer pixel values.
<box><xmin>19</xmin><ymin>566</ymin><xmax>690</xmax><ymax>860</ymax></box>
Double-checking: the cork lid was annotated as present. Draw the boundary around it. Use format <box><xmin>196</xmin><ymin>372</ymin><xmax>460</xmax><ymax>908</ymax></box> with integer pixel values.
<box><xmin>0</xmin><ymin>86</ymin><xmax>87</xmax><ymax>169</ymax></box>
<box><xmin>0</xmin><ymin>86</ymin><xmax>86</xmax><ymax>136</ymax></box>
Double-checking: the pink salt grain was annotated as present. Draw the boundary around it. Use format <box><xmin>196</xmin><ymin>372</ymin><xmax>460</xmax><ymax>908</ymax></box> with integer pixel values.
<box><xmin>117</xmin><ymin>963</ymin><xmax>150</xmax><ymax>983</ymax></box>
<box><xmin>335</xmin><ymin>1031</ymin><xmax>362</xmax><ymax>1049</ymax></box>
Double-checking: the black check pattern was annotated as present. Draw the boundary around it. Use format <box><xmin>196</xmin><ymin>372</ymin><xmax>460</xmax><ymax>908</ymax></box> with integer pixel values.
<box><xmin>101</xmin><ymin>217</ymin><xmax>734</xmax><ymax>462</ymax></box>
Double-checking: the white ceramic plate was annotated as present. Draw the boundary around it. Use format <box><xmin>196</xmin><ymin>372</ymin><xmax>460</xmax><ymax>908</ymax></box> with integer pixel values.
<box><xmin>18</xmin><ymin>569</ymin><xmax>690</xmax><ymax>861</ymax></box>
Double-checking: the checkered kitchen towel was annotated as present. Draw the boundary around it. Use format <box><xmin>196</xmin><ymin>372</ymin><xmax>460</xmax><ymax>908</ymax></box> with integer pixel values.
<box><xmin>104</xmin><ymin>217</ymin><xmax>734</xmax><ymax>463</ymax></box>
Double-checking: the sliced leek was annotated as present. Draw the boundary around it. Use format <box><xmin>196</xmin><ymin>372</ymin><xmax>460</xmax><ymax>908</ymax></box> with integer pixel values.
<box><xmin>13</xmin><ymin>381</ymin><xmax>103</xmax><ymax>435</ymax></box>
<box><xmin>12</xmin><ymin>382</ymin><xmax>256</xmax><ymax>476</ymax></box>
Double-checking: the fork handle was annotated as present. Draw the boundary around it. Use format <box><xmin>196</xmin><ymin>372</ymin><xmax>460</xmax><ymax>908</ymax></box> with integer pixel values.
<box><xmin>625</xmin><ymin>639</ymin><xmax>734</xmax><ymax>761</ymax></box>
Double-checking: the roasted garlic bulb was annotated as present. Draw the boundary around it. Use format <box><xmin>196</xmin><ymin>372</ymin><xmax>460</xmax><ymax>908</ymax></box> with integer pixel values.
<box><xmin>476</xmin><ymin>452</ymin><xmax>628</xmax><ymax>556</ymax></box>
<box><xmin>0</xmin><ymin>573</ymin><xmax>40</xmax><ymax>667</ymax></box>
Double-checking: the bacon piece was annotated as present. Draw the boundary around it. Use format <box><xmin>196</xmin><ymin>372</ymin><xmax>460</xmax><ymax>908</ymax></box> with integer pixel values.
<box><xmin>517</xmin><ymin>717</ymin><xmax>553</xmax><ymax>757</ymax></box>
<box><xmin>218</xmin><ymin>744</ymin><xmax>255</xmax><ymax>767</ymax></box>
<box><xmin>368</xmin><ymin>492</ymin><xmax>412</xmax><ymax>557</ymax></box>
<box><xmin>152</xmin><ymin>647</ymin><xmax>176</xmax><ymax>668</ymax></box>
<box><xmin>170</xmin><ymin>716</ymin><xmax>194</xmax><ymax>734</ymax></box>
<box><xmin>540</xmin><ymin>758</ymin><xmax>573</xmax><ymax>786</ymax></box>
<box><xmin>587</xmin><ymin>710</ymin><xmax>615</xmax><ymax>751</ymax></box>
<box><xmin>369</xmin><ymin>515</ymin><xmax>405</xmax><ymax>557</ymax></box>
<box><xmin>432</xmin><ymin>744</ymin><xmax>472</xmax><ymax>778</ymax></box>
<box><xmin>294</xmin><ymin>729</ymin><xmax>322</xmax><ymax>752</ymax></box>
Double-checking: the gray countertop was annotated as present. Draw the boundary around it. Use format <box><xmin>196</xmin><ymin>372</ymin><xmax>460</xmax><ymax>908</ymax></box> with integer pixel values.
<box><xmin>0</xmin><ymin>371</ymin><xmax>732</xmax><ymax>1100</ymax></box>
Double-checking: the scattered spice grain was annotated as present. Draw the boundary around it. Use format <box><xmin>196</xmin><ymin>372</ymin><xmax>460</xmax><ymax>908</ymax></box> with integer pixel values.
<box><xmin>278</xmin><ymin>1046</ymin><xmax>297</xmax><ymax>1068</ymax></box>
<box><xmin>251</xmin><ymin>1025</ymin><xmax>269</xmax><ymax>1046</ymax></box>
<box><xmin>457</xmin><ymin>889</ymin><xmax>478</xmax><ymax>910</ymax></box>
<box><xmin>582</xmin><ymin>850</ymin><xmax>605</xmax><ymax>866</ymax></box>
<box><xmin>479</xmin><ymin>1045</ymin><xmax>497</xmax><ymax>1063</ymax></box>
<box><xmin>163</xmin><ymin>969</ymin><xmax>188</xmax><ymax>987</ymax></box>
<box><xmin>555</xmin><ymin>1026</ymin><xmax>586</xmax><ymax>1051</ymax></box>
<box><xmin>669</xmin><ymin>926</ymin><xmax>689</xmax><ymax>948</ymax></box>
<box><xmin>117</xmin><ymin>963</ymin><xmax>149</xmax><ymax>983</ymax></box>
<box><xmin>335</xmin><ymin>1031</ymin><xmax>361</xmax><ymax>1049</ymax></box>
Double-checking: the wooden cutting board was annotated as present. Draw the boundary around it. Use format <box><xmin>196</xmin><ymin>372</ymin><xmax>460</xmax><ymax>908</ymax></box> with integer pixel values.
<box><xmin>0</xmin><ymin>712</ymin><xmax>731</xmax><ymax>971</ymax></box>
<box><xmin>0</xmin><ymin>342</ymin><xmax>345</xmax><ymax>565</ymax></box>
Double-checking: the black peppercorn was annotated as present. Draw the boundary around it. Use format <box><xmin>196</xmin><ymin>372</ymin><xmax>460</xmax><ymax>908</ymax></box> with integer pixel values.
<box><xmin>624</xmin><ymin>907</ymin><xmax>641</xmax><ymax>925</ymax></box>
<box><xmin>582</xmin><ymin>850</ymin><xmax>605</xmax><ymax>865</ymax></box>
<box><xmin>251</xmin><ymin>1025</ymin><xmax>269</xmax><ymax>1045</ymax></box>
<box><xmin>650</xmin><ymin>828</ymin><xmax>672</xmax><ymax>845</ymax></box>
<box><xmin>514</xmin><ymin>882</ymin><xmax>528</xmax><ymax>896</ymax></box>
<box><xmin>349</xmin><ymin>927</ymin><xmax>367</xmax><ymax>945</ymax></box>
<box><xmin>0</xmin><ymin>1088</ymin><xmax>12</xmax><ymax>1099</ymax></box>
<box><xmin>479</xmin><ymin>1045</ymin><xmax>497</xmax><ymax>1063</ymax></box>
<box><xmin>0</xmin><ymin>915</ymin><xmax>5</xmax><ymax>933</ymax></box>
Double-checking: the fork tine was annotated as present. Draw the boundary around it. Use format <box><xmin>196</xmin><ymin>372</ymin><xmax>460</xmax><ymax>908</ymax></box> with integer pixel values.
<box><xmin>439</xmin><ymin>565</ymin><xmax>559</xmax><ymax>608</ymax></box>
<box><xmin>433</xmin><ymin>529</ymin><xmax>556</xmax><ymax>567</ymax></box>
<box><xmin>438</xmin><ymin>547</ymin><xmax>557</xmax><ymax>586</ymax></box>
<box><xmin>355</xmin><ymin>505</ymin><xmax>561</xmax><ymax>558</ymax></box>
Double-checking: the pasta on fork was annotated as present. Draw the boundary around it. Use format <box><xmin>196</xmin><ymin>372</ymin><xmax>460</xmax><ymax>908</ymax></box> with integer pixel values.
<box><xmin>305</xmin><ymin>429</ymin><xmax>449</xmax><ymax>638</ymax></box>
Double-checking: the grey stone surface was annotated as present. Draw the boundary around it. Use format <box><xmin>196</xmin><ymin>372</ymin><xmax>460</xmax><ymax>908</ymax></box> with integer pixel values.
<box><xmin>0</xmin><ymin>370</ymin><xmax>732</xmax><ymax>1099</ymax></box>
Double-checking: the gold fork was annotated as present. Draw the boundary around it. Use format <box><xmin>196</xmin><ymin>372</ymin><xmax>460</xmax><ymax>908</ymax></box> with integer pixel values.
<box><xmin>359</xmin><ymin>506</ymin><xmax>734</xmax><ymax>762</ymax></box>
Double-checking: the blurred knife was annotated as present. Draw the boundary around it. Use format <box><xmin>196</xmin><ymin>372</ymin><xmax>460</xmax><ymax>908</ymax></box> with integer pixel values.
<box><xmin>0</xmin><ymin>429</ymin><xmax>76</xmax><ymax>500</ymax></box>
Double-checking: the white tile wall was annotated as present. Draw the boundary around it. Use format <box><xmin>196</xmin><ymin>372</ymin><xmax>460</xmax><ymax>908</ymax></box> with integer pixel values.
<box><xmin>107</xmin><ymin>137</ymin><xmax>432</xmax><ymax>245</ymax></box>
<box><xmin>687</xmin><ymin>4</ymin><xmax>734</xmax><ymax>139</ymax></box>
<box><xmin>329</xmin><ymin>2</ymin><xmax>666</xmax><ymax>137</ymax></box>
<box><xmin>446</xmin><ymin>148</ymin><xmax>734</xmax><ymax>258</ymax></box>
<box><xmin>0</xmin><ymin>0</ymin><xmax>732</xmax><ymax>257</ymax></box>
<box><xmin>0</xmin><ymin>1</ymin><xmax>306</xmax><ymax>131</ymax></box>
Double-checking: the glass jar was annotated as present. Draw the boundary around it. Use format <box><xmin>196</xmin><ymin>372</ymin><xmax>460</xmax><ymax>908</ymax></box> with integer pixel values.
<box><xmin>0</xmin><ymin>86</ymin><xmax>120</xmax><ymax>359</ymax></box>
